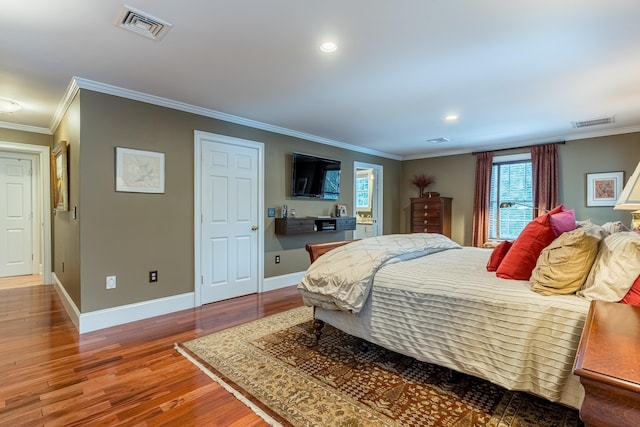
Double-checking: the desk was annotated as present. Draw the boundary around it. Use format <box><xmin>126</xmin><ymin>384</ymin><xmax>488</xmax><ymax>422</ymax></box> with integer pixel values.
<box><xmin>573</xmin><ymin>300</ymin><xmax>640</xmax><ymax>427</ymax></box>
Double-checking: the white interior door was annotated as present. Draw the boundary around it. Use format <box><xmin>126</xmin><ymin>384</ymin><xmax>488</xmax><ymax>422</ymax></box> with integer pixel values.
<box><xmin>0</xmin><ymin>156</ymin><xmax>33</xmax><ymax>277</ymax></box>
<box><xmin>197</xmin><ymin>133</ymin><xmax>263</xmax><ymax>304</ymax></box>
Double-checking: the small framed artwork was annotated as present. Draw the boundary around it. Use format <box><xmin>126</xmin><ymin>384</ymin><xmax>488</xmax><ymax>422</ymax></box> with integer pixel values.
<box><xmin>586</xmin><ymin>171</ymin><xmax>623</xmax><ymax>207</ymax></box>
<box><xmin>115</xmin><ymin>147</ymin><xmax>165</xmax><ymax>193</ymax></box>
<box><xmin>52</xmin><ymin>141</ymin><xmax>69</xmax><ymax>211</ymax></box>
<box><xmin>336</xmin><ymin>204</ymin><xmax>348</xmax><ymax>217</ymax></box>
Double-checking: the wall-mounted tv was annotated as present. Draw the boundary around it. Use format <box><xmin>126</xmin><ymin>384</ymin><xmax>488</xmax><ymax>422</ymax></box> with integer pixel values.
<box><xmin>291</xmin><ymin>152</ymin><xmax>341</xmax><ymax>200</ymax></box>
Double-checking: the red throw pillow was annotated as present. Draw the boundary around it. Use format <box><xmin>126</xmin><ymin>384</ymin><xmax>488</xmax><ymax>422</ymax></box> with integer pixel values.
<box><xmin>486</xmin><ymin>240</ymin><xmax>513</xmax><ymax>272</ymax></box>
<box><xmin>496</xmin><ymin>213</ymin><xmax>556</xmax><ymax>280</ymax></box>
<box><xmin>621</xmin><ymin>275</ymin><xmax>640</xmax><ymax>306</ymax></box>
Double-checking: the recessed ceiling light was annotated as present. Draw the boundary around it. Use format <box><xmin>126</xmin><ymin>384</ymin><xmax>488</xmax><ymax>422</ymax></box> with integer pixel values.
<box><xmin>0</xmin><ymin>98</ymin><xmax>21</xmax><ymax>113</ymax></box>
<box><xmin>445</xmin><ymin>114</ymin><xmax>458</xmax><ymax>121</ymax></box>
<box><xmin>320</xmin><ymin>41</ymin><xmax>338</xmax><ymax>53</ymax></box>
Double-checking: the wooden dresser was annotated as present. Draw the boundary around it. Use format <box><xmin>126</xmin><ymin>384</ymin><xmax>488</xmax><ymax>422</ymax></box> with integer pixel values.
<box><xmin>410</xmin><ymin>197</ymin><xmax>452</xmax><ymax>237</ymax></box>
<box><xmin>573</xmin><ymin>300</ymin><xmax>640</xmax><ymax>427</ymax></box>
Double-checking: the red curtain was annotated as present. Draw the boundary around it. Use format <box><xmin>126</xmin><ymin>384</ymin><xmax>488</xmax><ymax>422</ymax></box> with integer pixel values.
<box><xmin>531</xmin><ymin>144</ymin><xmax>559</xmax><ymax>214</ymax></box>
<box><xmin>472</xmin><ymin>152</ymin><xmax>493</xmax><ymax>247</ymax></box>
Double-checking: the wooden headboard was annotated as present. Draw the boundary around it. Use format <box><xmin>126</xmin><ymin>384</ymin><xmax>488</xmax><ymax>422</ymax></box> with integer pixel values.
<box><xmin>304</xmin><ymin>240</ymin><xmax>357</xmax><ymax>264</ymax></box>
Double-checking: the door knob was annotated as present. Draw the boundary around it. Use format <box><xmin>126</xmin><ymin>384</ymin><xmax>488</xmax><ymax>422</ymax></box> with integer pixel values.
<box><xmin>251</xmin><ymin>225</ymin><xmax>258</xmax><ymax>231</ymax></box>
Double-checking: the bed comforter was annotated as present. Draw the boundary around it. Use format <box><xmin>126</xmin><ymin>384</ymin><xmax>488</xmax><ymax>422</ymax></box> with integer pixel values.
<box><xmin>298</xmin><ymin>234</ymin><xmax>591</xmax><ymax>408</ymax></box>
<box><xmin>298</xmin><ymin>233</ymin><xmax>461</xmax><ymax>313</ymax></box>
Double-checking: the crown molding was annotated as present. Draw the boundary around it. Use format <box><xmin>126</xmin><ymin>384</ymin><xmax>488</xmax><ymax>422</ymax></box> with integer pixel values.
<box><xmin>402</xmin><ymin>125</ymin><xmax>640</xmax><ymax>160</ymax></box>
<box><xmin>0</xmin><ymin>120</ymin><xmax>51</xmax><ymax>135</ymax></box>
<box><xmin>49</xmin><ymin>78</ymin><xmax>80</xmax><ymax>133</ymax></box>
<box><xmin>64</xmin><ymin>77</ymin><xmax>401</xmax><ymax>161</ymax></box>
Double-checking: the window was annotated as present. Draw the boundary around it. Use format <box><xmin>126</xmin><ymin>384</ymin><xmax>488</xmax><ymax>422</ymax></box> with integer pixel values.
<box><xmin>322</xmin><ymin>169</ymin><xmax>341</xmax><ymax>200</ymax></box>
<box><xmin>488</xmin><ymin>156</ymin><xmax>533</xmax><ymax>240</ymax></box>
<box><xmin>356</xmin><ymin>176</ymin><xmax>370</xmax><ymax>209</ymax></box>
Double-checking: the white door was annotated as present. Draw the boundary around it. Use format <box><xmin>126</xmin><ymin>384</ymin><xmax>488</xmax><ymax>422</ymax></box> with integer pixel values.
<box><xmin>0</xmin><ymin>156</ymin><xmax>33</xmax><ymax>277</ymax></box>
<box><xmin>198</xmin><ymin>134</ymin><xmax>263</xmax><ymax>304</ymax></box>
<box><xmin>354</xmin><ymin>162</ymin><xmax>383</xmax><ymax>238</ymax></box>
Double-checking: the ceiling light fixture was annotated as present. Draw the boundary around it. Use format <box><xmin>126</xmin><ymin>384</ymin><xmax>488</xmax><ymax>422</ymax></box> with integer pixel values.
<box><xmin>320</xmin><ymin>41</ymin><xmax>338</xmax><ymax>53</ymax></box>
<box><xmin>445</xmin><ymin>114</ymin><xmax>458</xmax><ymax>121</ymax></box>
<box><xmin>0</xmin><ymin>98</ymin><xmax>22</xmax><ymax>113</ymax></box>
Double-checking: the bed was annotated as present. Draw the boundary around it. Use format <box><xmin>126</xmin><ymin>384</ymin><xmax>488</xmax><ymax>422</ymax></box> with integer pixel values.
<box><xmin>298</xmin><ymin>233</ymin><xmax>593</xmax><ymax>410</ymax></box>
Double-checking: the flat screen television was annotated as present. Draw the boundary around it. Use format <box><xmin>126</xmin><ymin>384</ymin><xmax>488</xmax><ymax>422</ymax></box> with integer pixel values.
<box><xmin>291</xmin><ymin>152</ymin><xmax>341</xmax><ymax>200</ymax></box>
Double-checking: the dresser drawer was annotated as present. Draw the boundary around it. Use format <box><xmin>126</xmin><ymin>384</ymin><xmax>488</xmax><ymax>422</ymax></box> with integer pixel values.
<box><xmin>412</xmin><ymin>217</ymin><xmax>441</xmax><ymax>227</ymax></box>
<box><xmin>411</xmin><ymin>224</ymin><xmax>442</xmax><ymax>233</ymax></box>
<box><xmin>411</xmin><ymin>208</ymin><xmax>441</xmax><ymax>219</ymax></box>
<box><xmin>411</xmin><ymin>201</ymin><xmax>441</xmax><ymax>212</ymax></box>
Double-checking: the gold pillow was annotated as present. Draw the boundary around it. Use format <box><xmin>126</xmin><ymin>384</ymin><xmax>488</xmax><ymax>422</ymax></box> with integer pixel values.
<box><xmin>530</xmin><ymin>228</ymin><xmax>600</xmax><ymax>296</ymax></box>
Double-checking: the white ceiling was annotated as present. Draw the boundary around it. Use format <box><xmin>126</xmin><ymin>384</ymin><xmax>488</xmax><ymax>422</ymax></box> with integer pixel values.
<box><xmin>2</xmin><ymin>0</ymin><xmax>640</xmax><ymax>160</ymax></box>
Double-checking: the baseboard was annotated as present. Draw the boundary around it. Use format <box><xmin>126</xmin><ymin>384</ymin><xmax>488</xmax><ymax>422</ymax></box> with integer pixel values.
<box><xmin>52</xmin><ymin>273</ymin><xmax>81</xmax><ymax>331</ymax></box>
<box><xmin>263</xmin><ymin>271</ymin><xmax>305</xmax><ymax>292</ymax></box>
<box><xmin>51</xmin><ymin>272</ymin><xmax>304</xmax><ymax>334</ymax></box>
<box><xmin>52</xmin><ymin>273</ymin><xmax>195</xmax><ymax>334</ymax></box>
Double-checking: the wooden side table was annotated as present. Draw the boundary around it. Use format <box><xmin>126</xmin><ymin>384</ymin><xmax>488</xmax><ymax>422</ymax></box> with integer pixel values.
<box><xmin>573</xmin><ymin>300</ymin><xmax>640</xmax><ymax>427</ymax></box>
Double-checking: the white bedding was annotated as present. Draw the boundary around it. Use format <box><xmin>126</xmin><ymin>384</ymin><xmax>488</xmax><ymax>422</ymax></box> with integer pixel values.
<box><xmin>298</xmin><ymin>233</ymin><xmax>461</xmax><ymax>313</ymax></box>
<box><xmin>306</xmin><ymin>242</ymin><xmax>590</xmax><ymax>409</ymax></box>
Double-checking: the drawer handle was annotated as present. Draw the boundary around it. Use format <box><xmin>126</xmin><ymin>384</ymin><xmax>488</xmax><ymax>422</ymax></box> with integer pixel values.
<box><xmin>423</xmin><ymin>205</ymin><xmax>428</xmax><ymax>209</ymax></box>
<box><xmin>423</xmin><ymin>220</ymin><xmax>428</xmax><ymax>224</ymax></box>
<box><xmin>423</xmin><ymin>212</ymin><xmax>429</xmax><ymax>217</ymax></box>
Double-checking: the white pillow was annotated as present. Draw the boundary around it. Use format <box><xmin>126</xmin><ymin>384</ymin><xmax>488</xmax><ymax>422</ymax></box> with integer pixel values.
<box><xmin>577</xmin><ymin>232</ymin><xmax>640</xmax><ymax>302</ymax></box>
<box><xmin>601</xmin><ymin>221</ymin><xmax>630</xmax><ymax>234</ymax></box>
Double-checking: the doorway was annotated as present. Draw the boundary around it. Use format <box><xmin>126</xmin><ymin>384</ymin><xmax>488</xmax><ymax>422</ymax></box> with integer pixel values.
<box><xmin>0</xmin><ymin>155</ymin><xmax>34</xmax><ymax>276</ymax></box>
<box><xmin>353</xmin><ymin>162</ymin><xmax>383</xmax><ymax>238</ymax></box>
<box><xmin>194</xmin><ymin>131</ymin><xmax>264</xmax><ymax>306</ymax></box>
<box><xmin>0</xmin><ymin>142</ymin><xmax>51</xmax><ymax>283</ymax></box>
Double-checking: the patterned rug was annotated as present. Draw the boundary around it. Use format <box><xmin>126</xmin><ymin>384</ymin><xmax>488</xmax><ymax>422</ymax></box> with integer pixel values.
<box><xmin>177</xmin><ymin>307</ymin><xmax>581</xmax><ymax>427</ymax></box>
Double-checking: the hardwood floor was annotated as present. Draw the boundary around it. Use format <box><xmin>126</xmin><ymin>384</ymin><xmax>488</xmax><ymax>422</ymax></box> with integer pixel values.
<box><xmin>0</xmin><ymin>282</ymin><xmax>304</xmax><ymax>426</ymax></box>
<box><xmin>0</xmin><ymin>274</ymin><xmax>42</xmax><ymax>290</ymax></box>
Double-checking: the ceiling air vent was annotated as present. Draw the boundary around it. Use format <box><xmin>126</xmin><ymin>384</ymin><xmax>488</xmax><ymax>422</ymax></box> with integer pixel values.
<box><xmin>115</xmin><ymin>5</ymin><xmax>173</xmax><ymax>41</ymax></box>
<box><xmin>426</xmin><ymin>137</ymin><xmax>450</xmax><ymax>144</ymax></box>
<box><xmin>571</xmin><ymin>116</ymin><xmax>615</xmax><ymax>129</ymax></box>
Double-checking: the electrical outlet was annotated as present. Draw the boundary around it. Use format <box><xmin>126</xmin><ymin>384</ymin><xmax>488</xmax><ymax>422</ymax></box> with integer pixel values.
<box><xmin>275</xmin><ymin>255</ymin><xmax>280</xmax><ymax>264</ymax></box>
<box><xmin>106</xmin><ymin>275</ymin><xmax>116</xmax><ymax>289</ymax></box>
<box><xmin>149</xmin><ymin>270</ymin><xmax>158</xmax><ymax>282</ymax></box>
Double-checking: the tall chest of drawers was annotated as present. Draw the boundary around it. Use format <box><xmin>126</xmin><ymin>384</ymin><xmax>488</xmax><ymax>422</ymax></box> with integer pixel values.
<box><xmin>410</xmin><ymin>196</ymin><xmax>452</xmax><ymax>237</ymax></box>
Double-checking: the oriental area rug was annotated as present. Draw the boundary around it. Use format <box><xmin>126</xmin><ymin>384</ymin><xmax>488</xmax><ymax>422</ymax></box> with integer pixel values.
<box><xmin>176</xmin><ymin>307</ymin><xmax>581</xmax><ymax>427</ymax></box>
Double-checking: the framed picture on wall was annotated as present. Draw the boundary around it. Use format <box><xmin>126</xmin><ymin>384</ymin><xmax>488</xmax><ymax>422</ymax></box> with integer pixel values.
<box><xmin>52</xmin><ymin>141</ymin><xmax>69</xmax><ymax>211</ymax></box>
<box><xmin>115</xmin><ymin>147</ymin><xmax>165</xmax><ymax>193</ymax></box>
<box><xmin>586</xmin><ymin>171</ymin><xmax>623</xmax><ymax>206</ymax></box>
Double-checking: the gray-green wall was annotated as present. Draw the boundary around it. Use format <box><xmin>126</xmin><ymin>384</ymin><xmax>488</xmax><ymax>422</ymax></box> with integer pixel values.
<box><xmin>6</xmin><ymin>89</ymin><xmax>640</xmax><ymax>313</ymax></box>
<box><xmin>0</xmin><ymin>128</ymin><xmax>51</xmax><ymax>147</ymax></box>
<box><xmin>54</xmin><ymin>90</ymin><xmax>401</xmax><ymax>312</ymax></box>
<box><xmin>403</xmin><ymin>133</ymin><xmax>640</xmax><ymax>246</ymax></box>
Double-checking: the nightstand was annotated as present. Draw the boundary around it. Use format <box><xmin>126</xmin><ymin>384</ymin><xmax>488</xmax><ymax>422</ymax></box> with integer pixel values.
<box><xmin>573</xmin><ymin>300</ymin><xmax>640</xmax><ymax>427</ymax></box>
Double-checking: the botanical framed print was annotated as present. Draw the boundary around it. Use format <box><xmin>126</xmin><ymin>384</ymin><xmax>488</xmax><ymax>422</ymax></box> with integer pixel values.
<box><xmin>586</xmin><ymin>171</ymin><xmax>623</xmax><ymax>206</ymax></box>
<box><xmin>115</xmin><ymin>147</ymin><xmax>165</xmax><ymax>193</ymax></box>
<box><xmin>52</xmin><ymin>141</ymin><xmax>69</xmax><ymax>211</ymax></box>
